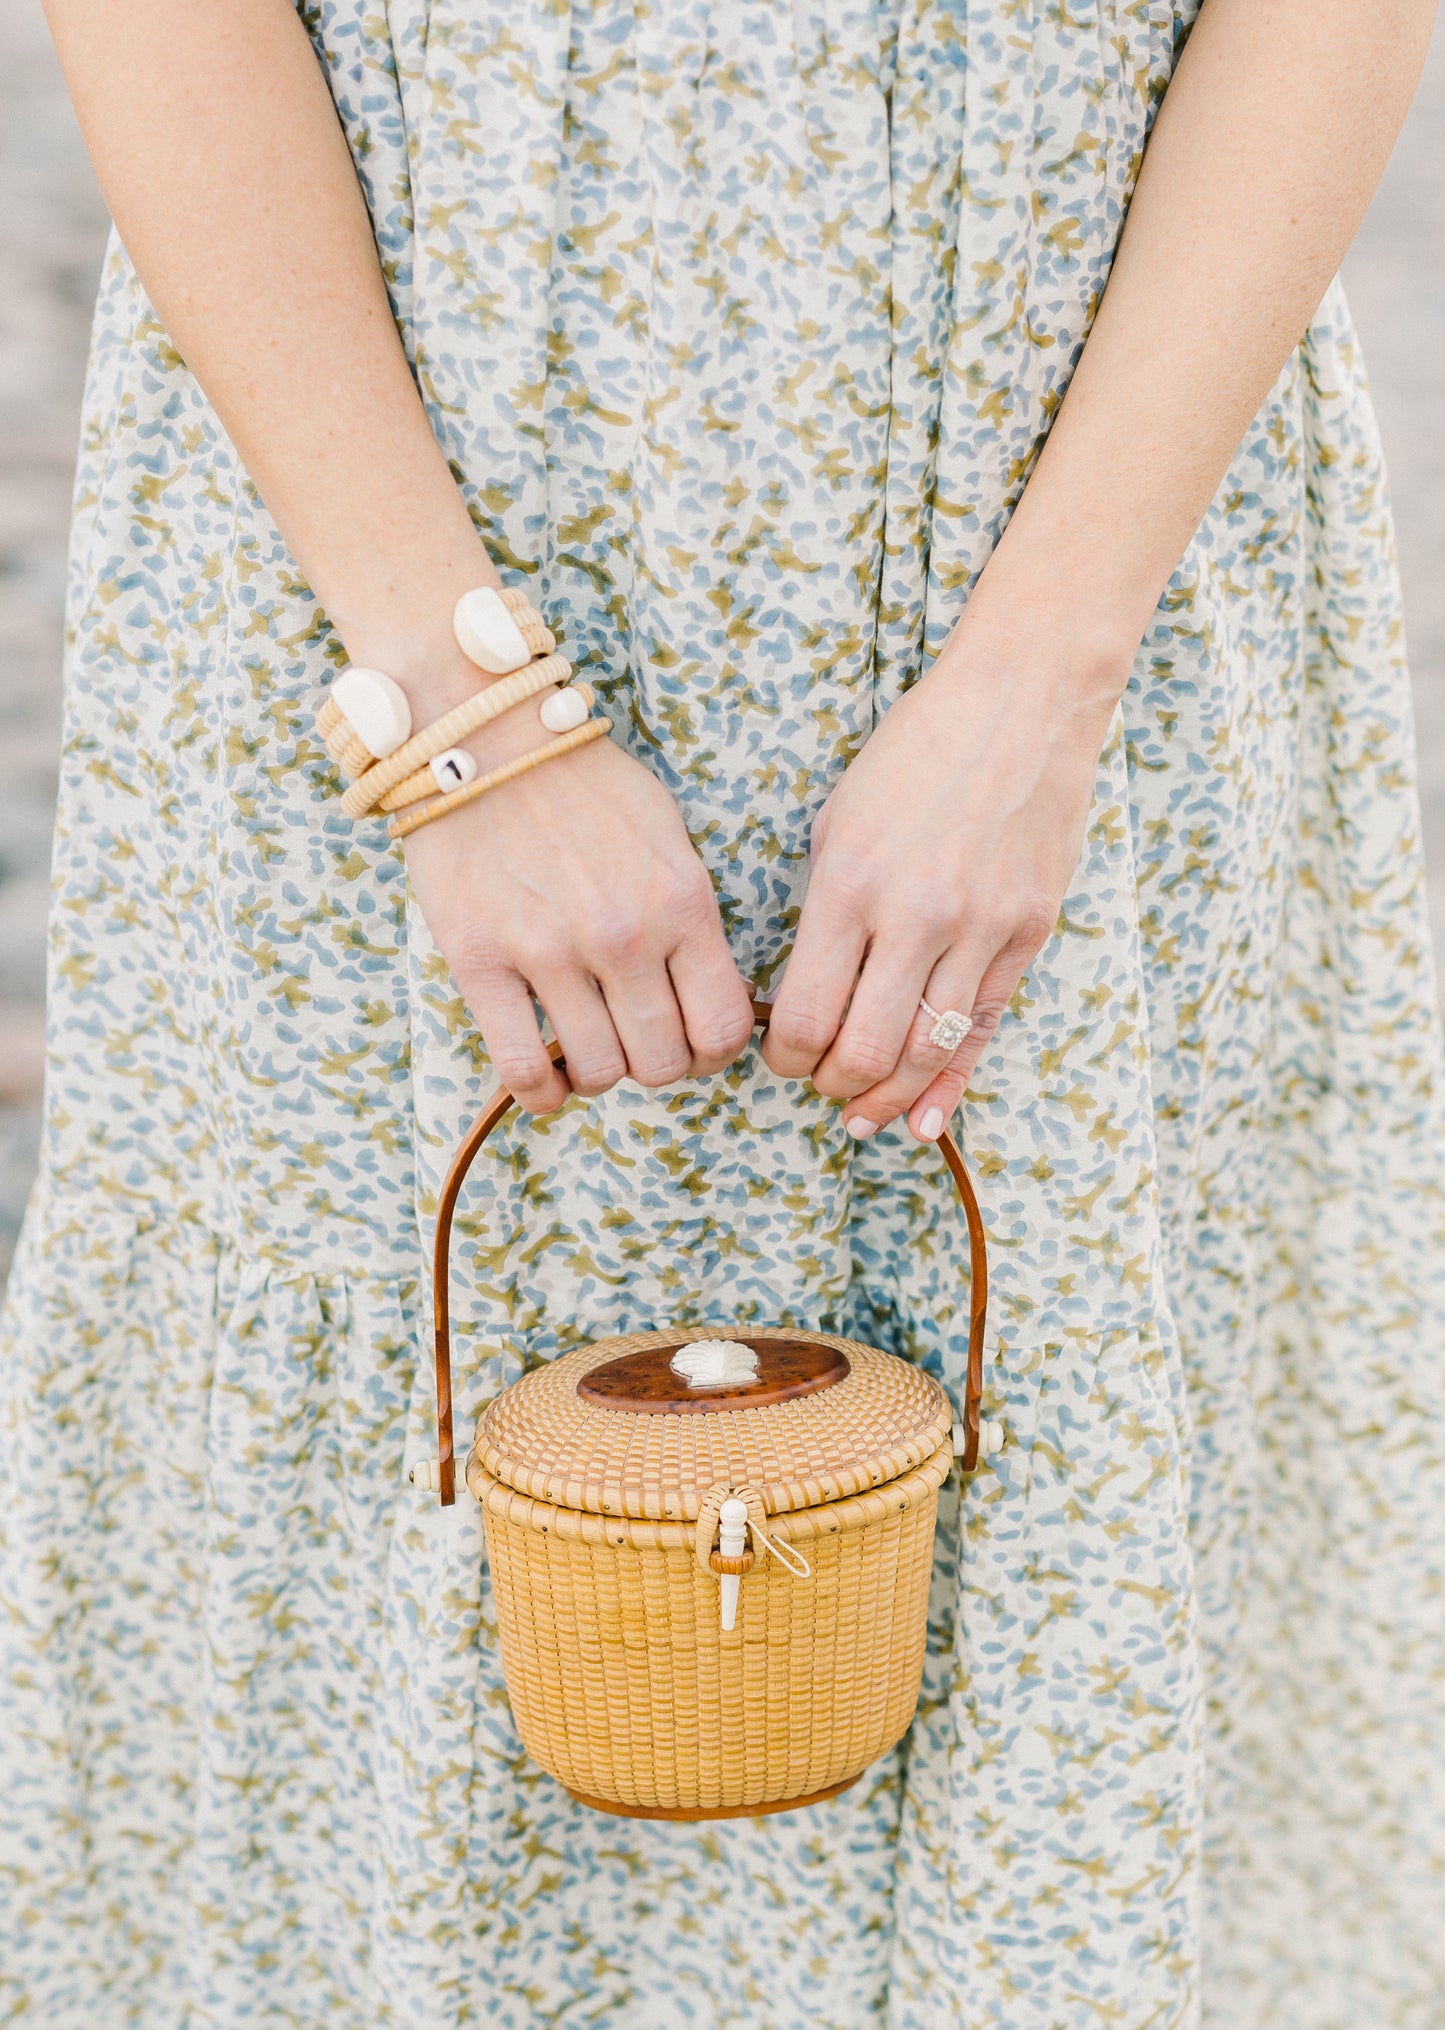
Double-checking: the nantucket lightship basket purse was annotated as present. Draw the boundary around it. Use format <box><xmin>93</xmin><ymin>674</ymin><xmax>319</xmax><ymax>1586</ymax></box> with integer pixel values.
<box><xmin>420</xmin><ymin>1003</ymin><xmax>992</xmax><ymax>1820</ymax></box>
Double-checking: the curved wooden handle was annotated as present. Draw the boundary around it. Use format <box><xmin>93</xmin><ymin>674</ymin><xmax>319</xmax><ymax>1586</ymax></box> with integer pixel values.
<box><xmin>429</xmin><ymin>997</ymin><xmax>988</xmax><ymax>1504</ymax></box>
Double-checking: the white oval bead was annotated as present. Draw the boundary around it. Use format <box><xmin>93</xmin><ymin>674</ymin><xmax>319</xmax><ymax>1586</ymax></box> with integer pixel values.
<box><xmin>332</xmin><ymin>666</ymin><xmax>412</xmax><ymax>759</ymax></box>
<box><xmin>429</xmin><ymin>747</ymin><xmax>478</xmax><ymax>792</ymax></box>
<box><xmin>453</xmin><ymin>586</ymin><xmax>533</xmax><ymax>674</ymax></box>
<box><xmin>409</xmin><ymin>1458</ymin><xmax>441</xmax><ymax>1492</ymax></box>
<box><xmin>538</xmin><ymin>687</ymin><xmax>590</xmax><ymax>733</ymax></box>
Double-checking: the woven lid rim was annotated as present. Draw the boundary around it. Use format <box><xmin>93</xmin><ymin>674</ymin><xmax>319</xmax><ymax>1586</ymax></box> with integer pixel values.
<box><xmin>475</xmin><ymin>1325</ymin><xmax>953</xmax><ymax>1522</ymax></box>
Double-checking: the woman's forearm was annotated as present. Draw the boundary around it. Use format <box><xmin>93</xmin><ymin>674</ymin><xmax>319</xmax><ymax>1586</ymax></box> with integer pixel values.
<box><xmin>768</xmin><ymin>0</ymin><xmax>1436</xmax><ymax>1133</ymax></box>
<box><xmin>44</xmin><ymin>0</ymin><xmax>490</xmax><ymax>709</ymax></box>
<box><xmin>47</xmin><ymin>0</ymin><xmax>757</xmax><ymax>1111</ymax></box>
<box><xmin>974</xmin><ymin>0</ymin><xmax>1436</xmax><ymax>674</ymax></box>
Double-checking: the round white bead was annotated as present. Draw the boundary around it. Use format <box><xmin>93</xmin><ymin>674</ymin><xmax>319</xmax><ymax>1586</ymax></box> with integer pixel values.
<box><xmin>409</xmin><ymin>1458</ymin><xmax>441</xmax><ymax>1492</ymax></box>
<box><xmin>332</xmin><ymin>666</ymin><xmax>412</xmax><ymax>759</ymax></box>
<box><xmin>429</xmin><ymin>747</ymin><xmax>478</xmax><ymax>792</ymax></box>
<box><xmin>453</xmin><ymin>586</ymin><xmax>533</xmax><ymax>674</ymax></box>
<box><xmin>538</xmin><ymin>687</ymin><xmax>591</xmax><ymax>733</ymax></box>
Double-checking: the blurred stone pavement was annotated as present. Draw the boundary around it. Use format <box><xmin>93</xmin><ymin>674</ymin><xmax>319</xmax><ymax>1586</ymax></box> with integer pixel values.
<box><xmin>1</xmin><ymin>3</ymin><xmax>1443</xmax><ymax>1278</ymax></box>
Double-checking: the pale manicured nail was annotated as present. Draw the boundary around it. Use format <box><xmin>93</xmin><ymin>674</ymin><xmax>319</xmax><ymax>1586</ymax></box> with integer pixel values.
<box><xmin>917</xmin><ymin>1107</ymin><xmax>945</xmax><ymax>1142</ymax></box>
<box><xmin>846</xmin><ymin>1115</ymin><xmax>877</xmax><ymax>1139</ymax></box>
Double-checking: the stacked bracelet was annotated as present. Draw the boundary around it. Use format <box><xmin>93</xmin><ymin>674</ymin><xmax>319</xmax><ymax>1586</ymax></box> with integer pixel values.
<box><xmin>339</xmin><ymin>654</ymin><xmax>571</xmax><ymax>818</ymax></box>
<box><xmin>317</xmin><ymin>580</ymin><xmax>609</xmax><ymax>836</ymax></box>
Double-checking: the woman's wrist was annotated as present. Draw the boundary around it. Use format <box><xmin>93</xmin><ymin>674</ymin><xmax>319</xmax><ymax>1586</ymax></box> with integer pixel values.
<box><xmin>927</xmin><ymin>550</ymin><xmax>1140</xmax><ymax>751</ymax></box>
<box><xmin>330</xmin><ymin>548</ymin><xmax>504</xmax><ymax>713</ymax></box>
<box><xmin>330</xmin><ymin>545</ymin><xmax>580</xmax><ymax>773</ymax></box>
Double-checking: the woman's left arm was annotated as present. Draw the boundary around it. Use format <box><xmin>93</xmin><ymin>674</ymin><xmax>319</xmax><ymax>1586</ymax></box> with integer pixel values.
<box><xmin>764</xmin><ymin>0</ymin><xmax>1437</xmax><ymax>1139</ymax></box>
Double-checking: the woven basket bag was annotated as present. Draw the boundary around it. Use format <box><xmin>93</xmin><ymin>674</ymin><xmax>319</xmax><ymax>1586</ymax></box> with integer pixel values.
<box><xmin>422</xmin><ymin>1002</ymin><xmax>990</xmax><ymax>1820</ymax></box>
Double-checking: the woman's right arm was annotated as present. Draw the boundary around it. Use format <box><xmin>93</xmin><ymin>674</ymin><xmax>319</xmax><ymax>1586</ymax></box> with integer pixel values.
<box><xmin>45</xmin><ymin>0</ymin><xmax>754</xmax><ymax>1109</ymax></box>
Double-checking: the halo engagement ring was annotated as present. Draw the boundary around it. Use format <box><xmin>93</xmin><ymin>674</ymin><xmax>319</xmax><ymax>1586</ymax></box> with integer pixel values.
<box><xmin>919</xmin><ymin>997</ymin><xmax>973</xmax><ymax>1052</ymax></box>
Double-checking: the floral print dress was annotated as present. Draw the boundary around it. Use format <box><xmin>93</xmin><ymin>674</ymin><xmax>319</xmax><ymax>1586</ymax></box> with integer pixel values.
<box><xmin>3</xmin><ymin>2</ymin><xmax>1444</xmax><ymax>2026</ymax></box>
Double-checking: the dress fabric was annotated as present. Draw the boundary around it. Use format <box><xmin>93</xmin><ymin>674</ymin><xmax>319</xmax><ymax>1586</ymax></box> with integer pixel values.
<box><xmin>3</xmin><ymin>1</ymin><xmax>1444</xmax><ymax>2025</ymax></box>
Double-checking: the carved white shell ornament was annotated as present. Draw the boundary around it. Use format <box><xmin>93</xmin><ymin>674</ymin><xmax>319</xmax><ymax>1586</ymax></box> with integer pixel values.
<box><xmin>668</xmin><ymin>1339</ymin><xmax>760</xmax><ymax>1389</ymax></box>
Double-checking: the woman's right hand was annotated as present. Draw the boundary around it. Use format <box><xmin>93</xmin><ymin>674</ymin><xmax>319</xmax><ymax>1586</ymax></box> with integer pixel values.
<box><xmin>402</xmin><ymin>727</ymin><xmax>755</xmax><ymax>1115</ymax></box>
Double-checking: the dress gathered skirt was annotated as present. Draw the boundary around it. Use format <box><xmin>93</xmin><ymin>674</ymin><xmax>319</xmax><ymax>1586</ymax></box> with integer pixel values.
<box><xmin>3</xmin><ymin>2</ymin><xmax>1444</xmax><ymax>2025</ymax></box>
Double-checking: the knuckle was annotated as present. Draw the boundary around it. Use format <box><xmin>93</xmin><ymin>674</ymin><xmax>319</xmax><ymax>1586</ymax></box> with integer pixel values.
<box><xmin>689</xmin><ymin>1008</ymin><xmax>754</xmax><ymax>1066</ymax></box>
<box><xmin>909</xmin><ymin>894</ymin><xmax>960</xmax><ymax>946</ymax></box>
<box><xmin>519</xmin><ymin>930</ymin><xmax>572</xmax><ymax>980</ymax></box>
<box><xmin>906</xmin><ymin>1030</ymin><xmax>948</xmax><ymax>1071</ymax></box>
<box><xmin>589</xmin><ymin>907</ymin><xmax>649</xmax><ymax>966</ymax></box>
<box><xmin>489</xmin><ymin>1042</ymin><xmax>550</xmax><ymax>1091</ymax></box>
<box><xmin>971</xmin><ymin>907</ymin><xmax>1018</xmax><ymax>954</ymax></box>
<box><xmin>1013</xmin><ymin>897</ymin><xmax>1060</xmax><ymax>952</ymax></box>
<box><xmin>445</xmin><ymin>926</ymin><xmax>509</xmax><ymax>993</ymax></box>
<box><xmin>966</xmin><ymin>999</ymin><xmax>1007</xmax><ymax>1041</ymax></box>
<box><xmin>566</xmin><ymin>1055</ymin><xmax>627</xmax><ymax>1098</ymax></box>
<box><xmin>814</xmin><ymin>849</ymin><xmax>877</xmax><ymax>919</ymax></box>
<box><xmin>833</xmin><ymin>1036</ymin><xmax>896</xmax><ymax>1085</ymax></box>
<box><xmin>632</xmin><ymin>1049</ymin><xmax>692</xmax><ymax>1090</ymax></box>
<box><xmin>771</xmin><ymin>1005</ymin><xmax>837</xmax><ymax>1060</ymax></box>
<box><xmin>666</xmin><ymin>865</ymin><xmax>718</xmax><ymax>929</ymax></box>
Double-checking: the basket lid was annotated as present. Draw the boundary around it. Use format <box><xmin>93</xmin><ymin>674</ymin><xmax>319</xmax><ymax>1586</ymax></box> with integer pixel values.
<box><xmin>473</xmin><ymin>1326</ymin><xmax>952</xmax><ymax>1522</ymax></box>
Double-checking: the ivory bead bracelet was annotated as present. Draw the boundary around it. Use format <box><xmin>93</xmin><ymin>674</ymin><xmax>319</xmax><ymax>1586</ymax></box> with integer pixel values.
<box><xmin>386</xmin><ymin>717</ymin><xmax>610</xmax><ymax>841</ymax></box>
<box><xmin>377</xmin><ymin>684</ymin><xmax>596</xmax><ymax>812</ymax></box>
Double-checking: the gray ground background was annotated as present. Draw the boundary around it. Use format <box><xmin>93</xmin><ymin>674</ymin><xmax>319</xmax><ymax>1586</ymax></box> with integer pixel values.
<box><xmin>1</xmin><ymin>5</ymin><xmax>1442</xmax><ymax>1280</ymax></box>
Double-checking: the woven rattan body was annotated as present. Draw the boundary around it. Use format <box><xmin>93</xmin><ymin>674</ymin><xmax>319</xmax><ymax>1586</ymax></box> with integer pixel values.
<box><xmin>468</xmin><ymin>1329</ymin><xmax>953</xmax><ymax>1817</ymax></box>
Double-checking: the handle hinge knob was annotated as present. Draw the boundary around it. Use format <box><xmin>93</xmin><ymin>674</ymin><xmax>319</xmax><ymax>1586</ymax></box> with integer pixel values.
<box><xmin>954</xmin><ymin>1418</ymin><xmax>1005</xmax><ymax>1465</ymax></box>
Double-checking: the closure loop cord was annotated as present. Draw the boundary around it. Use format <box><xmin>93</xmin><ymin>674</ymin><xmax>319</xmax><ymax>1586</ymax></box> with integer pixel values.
<box><xmin>695</xmin><ymin>1483</ymin><xmax>813</xmax><ymax>1581</ymax></box>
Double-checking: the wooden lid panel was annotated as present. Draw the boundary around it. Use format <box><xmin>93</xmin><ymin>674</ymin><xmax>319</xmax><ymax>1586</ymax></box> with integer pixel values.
<box><xmin>577</xmin><ymin>1337</ymin><xmax>850</xmax><ymax>1414</ymax></box>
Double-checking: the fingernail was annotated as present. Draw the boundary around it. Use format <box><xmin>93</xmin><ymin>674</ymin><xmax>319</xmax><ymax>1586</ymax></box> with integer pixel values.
<box><xmin>846</xmin><ymin>1115</ymin><xmax>877</xmax><ymax>1139</ymax></box>
<box><xmin>917</xmin><ymin>1107</ymin><xmax>945</xmax><ymax>1142</ymax></box>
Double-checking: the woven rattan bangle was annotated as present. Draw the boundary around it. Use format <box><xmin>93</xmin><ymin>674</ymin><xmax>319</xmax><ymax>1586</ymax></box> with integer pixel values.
<box><xmin>517</xmin><ymin>616</ymin><xmax>557</xmax><ymax>658</ymax></box>
<box><xmin>386</xmin><ymin>717</ymin><xmax>609</xmax><ymax>840</ymax></box>
<box><xmin>377</xmin><ymin>684</ymin><xmax>596</xmax><ymax>813</ymax></box>
<box><xmin>340</xmin><ymin>654</ymin><xmax>571</xmax><ymax>819</ymax></box>
<box><xmin>318</xmin><ymin>670</ymin><xmax>413</xmax><ymax>779</ymax></box>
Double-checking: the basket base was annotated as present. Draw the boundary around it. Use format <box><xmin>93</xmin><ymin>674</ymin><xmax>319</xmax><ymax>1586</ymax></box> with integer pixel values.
<box><xmin>563</xmin><ymin>1773</ymin><xmax>861</xmax><ymax>1821</ymax></box>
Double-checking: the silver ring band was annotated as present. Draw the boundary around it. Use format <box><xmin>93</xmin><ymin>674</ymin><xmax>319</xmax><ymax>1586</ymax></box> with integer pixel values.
<box><xmin>919</xmin><ymin>996</ymin><xmax>973</xmax><ymax>1052</ymax></box>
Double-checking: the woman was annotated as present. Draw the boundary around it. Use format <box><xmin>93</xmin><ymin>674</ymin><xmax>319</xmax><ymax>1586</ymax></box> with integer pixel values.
<box><xmin>3</xmin><ymin>0</ymin><xmax>1441</xmax><ymax>2022</ymax></box>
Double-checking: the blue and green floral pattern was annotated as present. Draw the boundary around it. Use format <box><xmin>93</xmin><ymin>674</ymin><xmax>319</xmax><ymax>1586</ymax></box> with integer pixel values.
<box><xmin>3</xmin><ymin>2</ymin><xmax>1444</xmax><ymax>2025</ymax></box>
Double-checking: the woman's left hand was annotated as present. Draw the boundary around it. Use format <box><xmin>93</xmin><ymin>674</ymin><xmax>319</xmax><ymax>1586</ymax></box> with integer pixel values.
<box><xmin>762</xmin><ymin>603</ymin><xmax>1133</xmax><ymax>1141</ymax></box>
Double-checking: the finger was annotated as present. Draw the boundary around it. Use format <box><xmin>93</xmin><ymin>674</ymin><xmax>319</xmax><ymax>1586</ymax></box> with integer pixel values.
<box><xmin>600</xmin><ymin>965</ymin><xmax>694</xmax><ymax>1087</ymax></box>
<box><xmin>585</xmin><ymin>902</ymin><xmax>694</xmax><ymax>1088</ymax></box>
<box><xmin>458</xmin><ymin>957</ymin><xmax>571</xmax><ymax>1114</ymax></box>
<box><xmin>762</xmin><ymin>880</ymin><xmax>868</xmax><ymax>1081</ymax></box>
<box><xmin>530</xmin><ymin>969</ymin><xmax>627</xmax><ymax>1099</ymax></box>
<box><xmin>904</xmin><ymin>943</ymin><xmax>1028</xmax><ymax>1135</ymax></box>
<box><xmin>666</xmin><ymin>922</ymin><xmax>756</xmax><ymax>1076</ymax></box>
<box><xmin>809</xmin><ymin>929</ymin><xmax>945</xmax><ymax>1106</ymax></box>
<box><xmin>834</xmin><ymin>945</ymin><xmax>989</xmax><ymax>1137</ymax></box>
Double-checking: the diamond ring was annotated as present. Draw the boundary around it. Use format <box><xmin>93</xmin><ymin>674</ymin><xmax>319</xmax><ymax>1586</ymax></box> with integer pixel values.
<box><xmin>919</xmin><ymin>997</ymin><xmax>973</xmax><ymax>1052</ymax></box>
